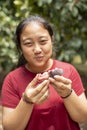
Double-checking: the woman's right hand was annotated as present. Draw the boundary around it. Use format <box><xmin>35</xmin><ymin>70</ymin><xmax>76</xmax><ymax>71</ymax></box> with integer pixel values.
<box><xmin>23</xmin><ymin>74</ymin><xmax>50</xmax><ymax>104</ymax></box>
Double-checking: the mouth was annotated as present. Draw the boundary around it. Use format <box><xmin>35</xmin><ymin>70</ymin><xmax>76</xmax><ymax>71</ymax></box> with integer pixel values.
<box><xmin>35</xmin><ymin>56</ymin><xmax>44</xmax><ymax>61</ymax></box>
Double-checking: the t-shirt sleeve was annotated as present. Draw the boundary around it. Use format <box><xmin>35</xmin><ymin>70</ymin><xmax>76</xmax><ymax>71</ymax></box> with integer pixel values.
<box><xmin>69</xmin><ymin>65</ymin><xmax>85</xmax><ymax>96</ymax></box>
<box><xmin>1</xmin><ymin>73</ymin><xmax>20</xmax><ymax>108</ymax></box>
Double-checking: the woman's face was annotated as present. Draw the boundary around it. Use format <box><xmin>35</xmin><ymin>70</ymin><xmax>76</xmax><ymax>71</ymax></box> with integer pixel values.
<box><xmin>20</xmin><ymin>22</ymin><xmax>53</xmax><ymax>72</ymax></box>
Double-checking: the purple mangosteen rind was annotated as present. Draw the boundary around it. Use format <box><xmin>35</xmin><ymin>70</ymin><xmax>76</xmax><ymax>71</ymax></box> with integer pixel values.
<box><xmin>49</xmin><ymin>68</ymin><xmax>63</xmax><ymax>78</ymax></box>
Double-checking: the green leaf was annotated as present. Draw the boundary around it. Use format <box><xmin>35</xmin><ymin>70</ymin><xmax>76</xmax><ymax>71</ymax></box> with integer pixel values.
<box><xmin>14</xmin><ymin>0</ymin><xmax>23</xmax><ymax>5</ymax></box>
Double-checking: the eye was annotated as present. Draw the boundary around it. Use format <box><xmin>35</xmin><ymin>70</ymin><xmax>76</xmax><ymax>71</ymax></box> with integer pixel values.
<box><xmin>23</xmin><ymin>40</ymin><xmax>33</xmax><ymax>46</ymax></box>
<box><xmin>39</xmin><ymin>39</ymin><xmax>48</xmax><ymax>45</ymax></box>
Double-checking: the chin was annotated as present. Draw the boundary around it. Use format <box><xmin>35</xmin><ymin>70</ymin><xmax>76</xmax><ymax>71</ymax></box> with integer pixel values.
<box><xmin>35</xmin><ymin>63</ymin><xmax>46</xmax><ymax>68</ymax></box>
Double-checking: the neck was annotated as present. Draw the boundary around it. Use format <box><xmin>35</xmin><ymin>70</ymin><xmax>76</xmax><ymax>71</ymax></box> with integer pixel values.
<box><xmin>25</xmin><ymin>59</ymin><xmax>53</xmax><ymax>73</ymax></box>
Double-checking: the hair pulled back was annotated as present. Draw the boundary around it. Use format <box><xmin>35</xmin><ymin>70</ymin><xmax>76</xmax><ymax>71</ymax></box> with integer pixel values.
<box><xmin>15</xmin><ymin>15</ymin><xmax>54</xmax><ymax>67</ymax></box>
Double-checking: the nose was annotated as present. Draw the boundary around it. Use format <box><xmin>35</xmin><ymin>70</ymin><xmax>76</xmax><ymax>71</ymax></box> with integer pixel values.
<box><xmin>33</xmin><ymin>44</ymin><xmax>42</xmax><ymax>53</ymax></box>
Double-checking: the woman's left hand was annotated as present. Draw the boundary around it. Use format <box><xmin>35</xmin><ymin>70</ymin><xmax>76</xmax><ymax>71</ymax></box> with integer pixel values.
<box><xmin>49</xmin><ymin>75</ymin><xmax>72</xmax><ymax>98</ymax></box>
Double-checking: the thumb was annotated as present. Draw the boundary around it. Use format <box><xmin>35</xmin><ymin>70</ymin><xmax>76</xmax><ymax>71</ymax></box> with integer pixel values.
<box><xmin>29</xmin><ymin>74</ymin><xmax>39</xmax><ymax>88</ymax></box>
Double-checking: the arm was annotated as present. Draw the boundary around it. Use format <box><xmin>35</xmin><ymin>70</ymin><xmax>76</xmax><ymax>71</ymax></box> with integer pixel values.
<box><xmin>2</xmin><ymin>100</ymin><xmax>34</xmax><ymax>130</ymax></box>
<box><xmin>49</xmin><ymin>75</ymin><xmax>87</xmax><ymax>123</ymax></box>
<box><xmin>2</xmin><ymin>74</ymin><xmax>49</xmax><ymax>130</ymax></box>
<box><xmin>63</xmin><ymin>91</ymin><xmax>87</xmax><ymax>123</ymax></box>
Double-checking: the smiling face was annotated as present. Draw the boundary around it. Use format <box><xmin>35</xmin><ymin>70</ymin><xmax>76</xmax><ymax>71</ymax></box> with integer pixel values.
<box><xmin>20</xmin><ymin>22</ymin><xmax>53</xmax><ymax>73</ymax></box>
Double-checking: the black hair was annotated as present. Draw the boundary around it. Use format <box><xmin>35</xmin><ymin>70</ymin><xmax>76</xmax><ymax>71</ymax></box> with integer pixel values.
<box><xmin>15</xmin><ymin>15</ymin><xmax>54</xmax><ymax>67</ymax></box>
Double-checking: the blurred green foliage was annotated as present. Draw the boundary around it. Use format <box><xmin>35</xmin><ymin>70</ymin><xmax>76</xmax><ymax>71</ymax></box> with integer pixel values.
<box><xmin>0</xmin><ymin>0</ymin><xmax>87</xmax><ymax>74</ymax></box>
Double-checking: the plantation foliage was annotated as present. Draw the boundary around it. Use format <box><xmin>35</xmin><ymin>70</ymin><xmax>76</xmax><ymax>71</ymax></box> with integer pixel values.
<box><xmin>0</xmin><ymin>0</ymin><xmax>87</xmax><ymax>74</ymax></box>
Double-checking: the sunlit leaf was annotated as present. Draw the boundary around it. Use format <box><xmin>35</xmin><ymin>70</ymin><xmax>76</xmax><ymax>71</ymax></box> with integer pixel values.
<box><xmin>14</xmin><ymin>0</ymin><xmax>23</xmax><ymax>5</ymax></box>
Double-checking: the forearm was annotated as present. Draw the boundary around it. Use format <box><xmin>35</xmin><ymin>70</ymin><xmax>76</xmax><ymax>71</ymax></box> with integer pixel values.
<box><xmin>63</xmin><ymin>90</ymin><xmax>87</xmax><ymax>123</ymax></box>
<box><xmin>3</xmin><ymin>99</ymin><xmax>34</xmax><ymax>130</ymax></box>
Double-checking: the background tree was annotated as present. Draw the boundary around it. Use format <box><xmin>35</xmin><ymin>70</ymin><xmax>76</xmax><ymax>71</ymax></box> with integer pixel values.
<box><xmin>0</xmin><ymin>0</ymin><xmax>87</xmax><ymax>87</ymax></box>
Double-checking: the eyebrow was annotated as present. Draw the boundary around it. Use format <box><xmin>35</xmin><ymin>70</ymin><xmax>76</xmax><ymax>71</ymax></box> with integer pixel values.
<box><xmin>39</xmin><ymin>35</ymin><xmax>48</xmax><ymax>38</ymax></box>
<box><xmin>22</xmin><ymin>38</ymin><xmax>31</xmax><ymax>42</ymax></box>
<box><xmin>22</xmin><ymin>35</ymin><xmax>48</xmax><ymax>41</ymax></box>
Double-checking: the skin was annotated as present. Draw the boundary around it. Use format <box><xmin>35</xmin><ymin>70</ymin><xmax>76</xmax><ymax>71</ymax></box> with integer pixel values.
<box><xmin>2</xmin><ymin>22</ymin><xmax>53</xmax><ymax>130</ymax></box>
<box><xmin>20</xmin><ymin>22</ymin><xmax>53</xmax><ymax>73</ymax></box>
<box><xmin>2</xmin><ymin>21</ymin><xmax>87</xmax><ymax>130</ymax></box>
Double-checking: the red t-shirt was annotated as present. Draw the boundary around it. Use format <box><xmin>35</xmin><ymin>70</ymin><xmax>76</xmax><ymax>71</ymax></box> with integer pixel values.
<box><xmin>1</xmin><ymin>60</ymin><xmax>84</xmax><ymax>130</ymax></box>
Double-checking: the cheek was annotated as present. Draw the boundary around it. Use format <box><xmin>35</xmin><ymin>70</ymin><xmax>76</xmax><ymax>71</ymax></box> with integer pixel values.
<box><xmin>44</xmin><ymin>44</ymin><xmax>53</xmax><ymax>54</ymax></box>
<box><xmin>21</xmin><ymin>47</ymin><xmax>32</xmax><ymax>56</ymax></box>
<box><xmin>22</xmin><ymin>49</ymin><xmax>33</xmax><ymax>62</ymax></box>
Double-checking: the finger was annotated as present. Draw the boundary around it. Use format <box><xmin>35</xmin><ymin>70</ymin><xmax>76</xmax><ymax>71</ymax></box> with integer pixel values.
<box><xmin>32</xmin><ymin>83</ymin><xmax>49</xmax><ymax>102</ymax></box>
<box><xmin>37</xmin><ymin>90</ymin><xmax>49</xmax><ymax>104</ymax></box>
<box><xmin>54</xmin><ymin>75</ymin><xmax>72</xmax><ymax>84</ymax></box>
<box><xmin>49</xmin><ymin>76</ymin><xmax>71</xmax><ymax>91</ymax></box>
<box><xmin>25</xmin><ymin>81</ymin><xmax>49</xmax><ymax>104</ymax></box>
<box><xmin>33</xmin><ymin>80</ymin><xmax>49</xmax><ymax>96</ymax></box>
<box><xmin>25</xmin><ymin>74</ymin><xmax>40</xmax><ymax>97</ymax></box>
<box><xmin>29</xmin><ymin>74</ymin><xmax>40</xmax><ymax>88</ymax></box>
<box><xmin>51</xmin><ymin>81</ymin><xmax>66</xmax><ymax>91</ymax></box>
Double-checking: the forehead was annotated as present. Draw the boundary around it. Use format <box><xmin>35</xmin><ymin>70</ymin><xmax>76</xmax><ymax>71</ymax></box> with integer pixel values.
<box><xmin>21</xmin><ymin>22</ymin><xmax>49</xmax><ymax>36</ymax></box>
<box><xmin>23</xmin><ymin>21</ymin><xmax>45</xmax><ymax>31</ymax></box>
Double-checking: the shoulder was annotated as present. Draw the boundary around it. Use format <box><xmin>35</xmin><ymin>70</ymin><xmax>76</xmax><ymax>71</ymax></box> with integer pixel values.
<box><xmin>53</xmin><ymin>60</ymin><xmax>79</xmax><ymax>78</ymax></box>
<box><xmin>3</xmin><ymin>66</ymin><xmax>25</xmax><ymax>82</ymax></box>
<box><xmin>53</xmin><ymin>60</ymin><xmax>76</xmax><ymax>70</ymax></box>
<box><xmin>10</xmin><ymin>66</ymin><xmax>25</xmax><ymax>75</ymax></box>
<box><xmin>53</xmin><ymin>60</ymin><xmax>84</xmax><ymax>95</ymax></box>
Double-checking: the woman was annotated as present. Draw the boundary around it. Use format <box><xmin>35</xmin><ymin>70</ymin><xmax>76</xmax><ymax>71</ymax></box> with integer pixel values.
<box><xmin>1</xmin><ymin>15</ymin><xmax>87</xmax><ymax>130</ymax></box>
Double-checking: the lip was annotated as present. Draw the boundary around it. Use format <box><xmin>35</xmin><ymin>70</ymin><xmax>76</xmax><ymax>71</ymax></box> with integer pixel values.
<box><xmin>34</xmin><ymin>56</ymin><xmax>44</xmax><ymax>61</ymax></box>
